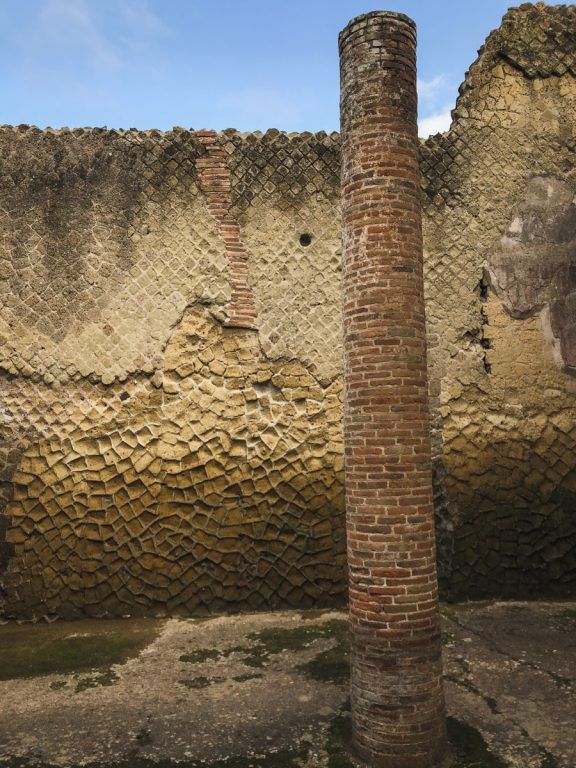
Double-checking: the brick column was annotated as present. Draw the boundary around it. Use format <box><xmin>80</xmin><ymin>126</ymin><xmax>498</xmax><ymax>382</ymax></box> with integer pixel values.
<box><xmin>339</xmin><ymin>12</ymin><xmax>449</xmax><ymax>768</ymax></box>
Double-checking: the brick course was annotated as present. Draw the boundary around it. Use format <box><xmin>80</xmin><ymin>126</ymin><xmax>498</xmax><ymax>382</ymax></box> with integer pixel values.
<box><xmin>196</xmin><ymin>131</ymin><xmax>258</xmax><ymax>329</ymax></box>
<box><xmin>339</xmin><ymin>12</ymin><xmax>449</xmax><ymax>767</ymax></box>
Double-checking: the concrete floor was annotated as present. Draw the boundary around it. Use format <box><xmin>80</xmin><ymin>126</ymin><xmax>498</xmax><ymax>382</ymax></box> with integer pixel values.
<box><xmin>0</xmin><ymin>601</ymin><xmax>575</xmax><ymax>768</ymax></box>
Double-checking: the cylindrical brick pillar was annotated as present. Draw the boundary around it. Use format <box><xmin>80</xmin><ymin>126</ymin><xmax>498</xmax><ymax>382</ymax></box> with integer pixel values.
<box><xmin>339</xmin><ymin>12</ymin><xmax>449</xmax><ymax>768</ymax></box>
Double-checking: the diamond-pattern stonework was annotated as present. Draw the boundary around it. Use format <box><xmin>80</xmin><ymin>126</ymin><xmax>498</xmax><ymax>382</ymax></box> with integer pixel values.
<box><xmin>422</xmin><ymin>3</ymin><xmax>576</xmax><ymax>596</ymax></box>
<box><xmin>0</xmin><ymin>127</ymin><xmax>232</xmax><ymax>386</ymax></box>
<box><xmin>224</xmin><ymin>129</ymin><xmax>342</xmax><ymax>385</ymax></box>
<box><xmin>1</xmin><ymin>3</ymin><xmax>576</xmax><ymax>618</ymax></box>
<box><xmin>2</xmin><ymin>308</ymin><xmax>345</xmax><ymax>617</ymax></box>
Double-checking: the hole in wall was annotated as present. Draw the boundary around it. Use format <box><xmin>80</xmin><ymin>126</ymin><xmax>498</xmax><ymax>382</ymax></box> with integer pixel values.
<box><xmin>299</xmin><ymin>233</ymin><xmax>313</xmax><ymax>247</ymax></box>
<box><xmin>479</xmin><ymin>276</ymin><xmax>489</xmax><ymax>302</ymax></box>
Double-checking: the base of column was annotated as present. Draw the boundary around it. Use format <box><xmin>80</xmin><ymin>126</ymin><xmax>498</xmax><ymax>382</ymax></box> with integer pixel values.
<box><xmin>351</xmin><ymin>739</ymin><xmax>453</xmax><ymax>768</ymax></box>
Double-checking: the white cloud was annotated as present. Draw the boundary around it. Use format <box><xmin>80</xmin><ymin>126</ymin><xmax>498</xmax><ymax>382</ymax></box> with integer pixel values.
<box><xmin>118</xmin><ymin>0</ymin><xmax>171</xmax><ymax>51</ymax></box>
<box><xmin>417</xmin><ymin>72</ymin><xmax>456</xmax><ymax>138</ymax></box>
<box><xmin>38</xmin><ymin>0</ymin><xmax>119</xmax><ymax>67</ymax></box>
<box><xmin>120</xmin><ymin>0</ymin><xmax>168</xmax><ymax>34</ymax></box>
<box><xmin>416</xmin><ymin>73</ymin><xmax>455</xmax><ymax>137</ymax></box>
<box><xmin>417</xmin><ymin>74</ymin><xmax>449</xmax><ymax>103</ymax></box>
<box><xmin>27</xmin><ymin>0</ymin><xmax>170</xmax><ymax>70</ymax></box>
<box><xmin>418</xmin><ymin>109</ymin><xmax>452</xmax><ymax>138</ymax></box>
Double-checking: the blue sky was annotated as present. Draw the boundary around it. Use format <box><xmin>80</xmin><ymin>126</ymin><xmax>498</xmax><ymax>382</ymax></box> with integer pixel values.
<box><xmin>0</xmin><ymin>0</ymin><xmax>516</xmax><ymax>137</ymax></box>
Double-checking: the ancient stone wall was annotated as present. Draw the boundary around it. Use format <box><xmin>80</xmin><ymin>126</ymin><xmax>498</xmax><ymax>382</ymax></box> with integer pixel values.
<box><xmin>422</xmin><ymin>2</ymin><xmax>576</xmax><ymax>598</ymax></box>
<box><xmin>0</xmin><ymin>127</ymin><xmax>346</xmax><ymax>619</ymax></box>
<box><xmin>0</xmin><ymin>3</ymin><xmax>574</xmax><ymax>618</ymax></box>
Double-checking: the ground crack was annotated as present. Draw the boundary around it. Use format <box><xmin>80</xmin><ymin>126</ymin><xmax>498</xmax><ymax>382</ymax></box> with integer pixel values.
<box><xmin>444</xmin><ymin>614</ymin><xmax>574</xmax><ymax>696</ymax></box>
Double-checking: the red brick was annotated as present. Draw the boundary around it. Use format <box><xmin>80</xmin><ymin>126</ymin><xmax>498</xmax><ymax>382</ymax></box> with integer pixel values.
<box><xmin>340</xmin><ymin>11</ymin><xmax>449</xmax><ymax>768</ymax></box>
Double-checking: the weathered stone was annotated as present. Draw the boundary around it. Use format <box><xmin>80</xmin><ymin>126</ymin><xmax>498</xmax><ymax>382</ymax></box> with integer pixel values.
<box><xmin>0</xmin><ymin>4</ymin><xmax>575</xmax><ymax>619</ymax></box>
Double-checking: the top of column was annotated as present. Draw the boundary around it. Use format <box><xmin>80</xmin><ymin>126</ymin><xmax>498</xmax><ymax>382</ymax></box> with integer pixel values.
<box><xmin>338</xmin><ymin>10</ymin><xmax>416</xmax><ymax>53</ymax></box>
<box><xmin>339</xmin><ymin>10</ymin><xmax>418</xmax><ymax>129</ymax></box>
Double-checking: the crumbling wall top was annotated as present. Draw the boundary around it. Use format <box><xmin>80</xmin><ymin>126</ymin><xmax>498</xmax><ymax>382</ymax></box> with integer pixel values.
<box><xmin>456</xmin><ymin>3</ymin><xmax>576</xmax><ymax>118</ymax></box>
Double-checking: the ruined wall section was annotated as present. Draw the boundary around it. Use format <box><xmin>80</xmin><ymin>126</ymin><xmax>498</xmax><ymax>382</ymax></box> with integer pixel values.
<box><xmin>0</xmin><ymin>128</ymin><xmax>232</xmax><ymax>385</ymax></box>
<box><xmin>224</xmin><ymin>129</ymin><xmax>343</xmax><ymax>385</ymax></box>
<box><xmin>0</xmin><ymin>128</ymin><xmax>345</xmax><ymax>618</ymax></box>
<box><xmin>422</xmin><ymin>2</ymin><xmax>576</xmax><ymax>597</ymax></box>
<box><xmin>0</xmin><ymin>3</ymin><xmax>575</xmax><ymax>617</ymax></box>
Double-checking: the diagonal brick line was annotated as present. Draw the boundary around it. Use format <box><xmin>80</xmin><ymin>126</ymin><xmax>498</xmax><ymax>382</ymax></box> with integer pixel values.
<box><xmin>195</xmin><ymin>131</ymin><xmax>258</xmax><ymax>330</ymax></box>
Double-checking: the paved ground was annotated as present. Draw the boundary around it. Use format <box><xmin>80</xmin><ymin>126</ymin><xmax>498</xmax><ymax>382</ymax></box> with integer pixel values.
<box><xmin>0</xmin><ymin>601</ymin><xmax>574</xmax><ymax>768</ymax></box>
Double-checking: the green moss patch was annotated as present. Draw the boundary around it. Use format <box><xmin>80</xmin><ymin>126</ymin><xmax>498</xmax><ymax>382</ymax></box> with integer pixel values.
<box><xmin>75</xmin><ymin>669</ymin><xmax>120</xmax><ymax>693</ymax></box>
<box><xmin>247</xmin><ymin>620</ymin><xmax>347</xmax><ymax>653</ymax></box>
<box><xmin>177</xmin><ymin>619</ymin><xmax>350</xmax><ymax>675</ymax></box>
<box><xmin>0</xmin><ymin>748</ymin><xmax>306</xmax><ymax>768</ymax></box>
<box><xmin>552</xmin><ymin>608</ymin><xmax>576</xmax><ymax>631</ymax></box>
<box><xmin>179</xmin><ymin>676</ymin><xmax>225</xmax><ymax>689</ymax></box>
<box><xmin>325</xmin><ymin>704</ymin><xmax>353</xmax><ymax>768</ymax></box>
<box><xmin>0</xmin><ymin>618</ymin><xmax>162</xmax><ymax>681</ymax></box>
<box><xmin>297</xmin><ymin>645</ymin><xmax>349</xmax><ymax>684</ymax></box>
<box><xmin>232</xmin><ymin>672</ymin><xmax>263</xmax><ymax>683</ymax></box>
<box><xmin>202</xmin><ymin>749</ymin><xmax>306</xmax><ymax>768</ymax></box>
<box><xmin>179</xmin><ymin>648</ymin><xmax>221</xmax><ymax>664</ymax></box>
<box><xmin>293</xmin><ymin>621</ymin><xmax>349</xmax><ymax>684</ymax></box>
<box><xmin>178</xmin><ymin>644</ymin><xmax>250</xmax><ymax>666</ymax></box>
<box><xmin>244</xmin><ymin>619</ymin><xmax>349</xmax><ymax>668</ymax></box>
<box><xmin>447</xmin><ymin>717</ymin><xmax>508</xmax><ymax>768</ymax></box>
